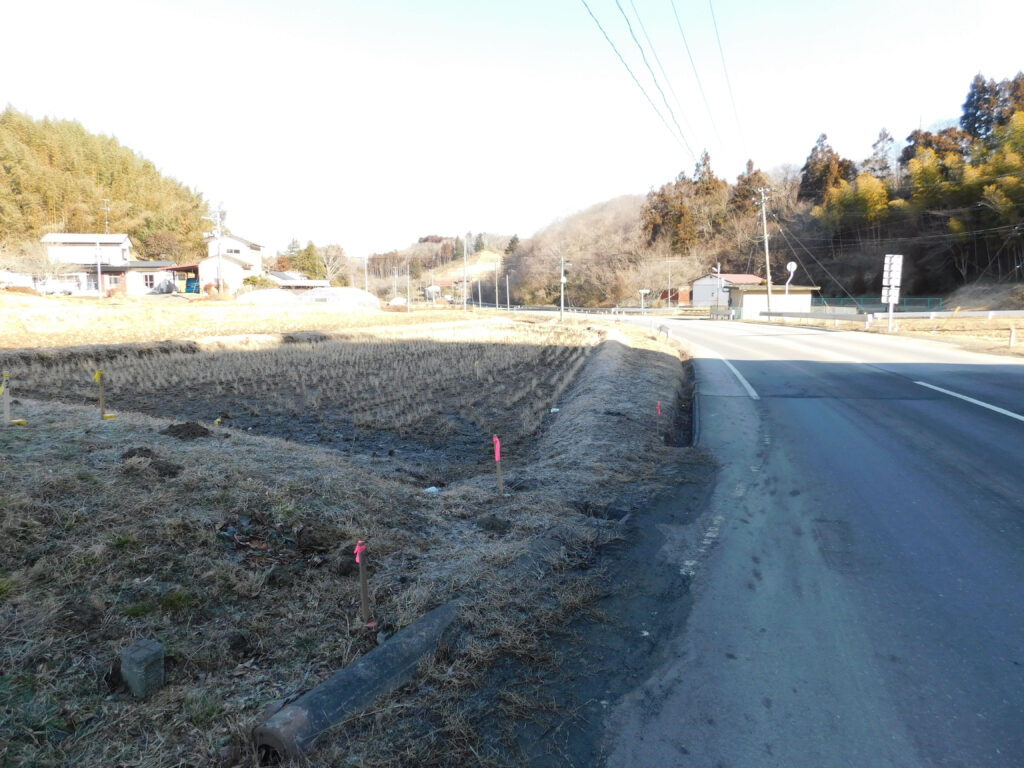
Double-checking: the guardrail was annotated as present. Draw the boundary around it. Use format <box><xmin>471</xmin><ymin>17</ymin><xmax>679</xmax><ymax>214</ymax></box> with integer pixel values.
<box><xmin>870</xmin><ymin>309</ymin><xmax>1024</xmax><ymax>320</ymax></box>
<box><xmin>517</xmin><ymin>305</ymin><xmax>703</xmax><ymax>316</ymax></box>
<box><xmin>814</xmin><ymin>297</ymin><xmax>945</xmax><ymax>311</ymax></box>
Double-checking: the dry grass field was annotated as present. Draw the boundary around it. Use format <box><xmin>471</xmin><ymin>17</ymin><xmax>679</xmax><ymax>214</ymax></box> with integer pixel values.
<box><xmin>0</xmin><ymin>292</ymin><xmax>700</xmax><ymax>766</ymax></box>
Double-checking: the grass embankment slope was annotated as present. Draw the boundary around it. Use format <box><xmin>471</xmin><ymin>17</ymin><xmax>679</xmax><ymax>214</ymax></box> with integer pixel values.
<box><xmin>0</xmin><ymin>295</ymin><xmax>700</xmax><ymax>766</ymax></box>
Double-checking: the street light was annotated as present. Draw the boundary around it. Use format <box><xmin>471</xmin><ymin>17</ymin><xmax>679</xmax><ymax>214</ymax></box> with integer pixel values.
<box><xmin>639</xmin><ymin>288</ymin><xmax>650</xmax><ymax>315</ymax></box>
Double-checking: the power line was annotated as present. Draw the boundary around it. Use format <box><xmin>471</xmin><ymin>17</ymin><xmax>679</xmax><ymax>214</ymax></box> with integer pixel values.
<box><xmin>669</xmin><ymin>0</ymin><xmax>725</xmax><ymax>152</ymax></box>
<box><xmin>578</xmin><ymin>0</ymin><xmax>694</xmax><ymax>160</ymax></box>
<box><xmin>707</xmin><ymin>0</ymin><xmax>747</xmax><ymax>156</ymax></box>
<box><xmin>613</xmin><ymin>0</ymin><xmax>697</xmax><ymax>163</ymax></box>
<box><xmin>772</xmin><ymin>213</ymin><xmax>859</xmax><ymax>301</ymax></box>
<box><xmin>626</xmin><ymin>0</ymin><xmax>699</xmax><ymax>151</ymax></box>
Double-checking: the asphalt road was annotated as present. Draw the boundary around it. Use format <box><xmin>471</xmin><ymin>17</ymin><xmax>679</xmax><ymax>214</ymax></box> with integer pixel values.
<box><xmin>603</xmin><ymin>319</ymin><xmax>1024</xmax><ymax>767</ymax></box>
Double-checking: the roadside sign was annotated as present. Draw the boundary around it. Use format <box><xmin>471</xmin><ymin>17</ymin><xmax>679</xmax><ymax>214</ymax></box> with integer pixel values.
<box><xmin>882</xmin><ymin>254</ymin><xmax>903</xmax><ymax>331</ymax></box>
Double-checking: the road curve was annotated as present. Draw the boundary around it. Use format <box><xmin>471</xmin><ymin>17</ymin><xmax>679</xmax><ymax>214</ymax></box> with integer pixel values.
<box><xmin>603</xmin><ymin>319</ymin><xmax>1024</xmax><ymax>768</ymax></box>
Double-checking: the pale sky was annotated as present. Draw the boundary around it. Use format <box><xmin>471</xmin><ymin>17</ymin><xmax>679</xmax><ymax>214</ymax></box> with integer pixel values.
<box><xmin>3</xmin><ymin>0</ymin><xmax>1023</xmax><ymax>258</ymax></box>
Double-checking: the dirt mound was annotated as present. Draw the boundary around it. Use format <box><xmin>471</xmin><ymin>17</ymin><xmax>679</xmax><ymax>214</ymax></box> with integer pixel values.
<box><xmin>121</xmin><ymin>446</ymin><xmax>184</xmax><ymax>478</ymax></box>
<box><xmin>159</xmin><ymin>421</ymin><xmax>211</xmax><ymax>440</ymax></box>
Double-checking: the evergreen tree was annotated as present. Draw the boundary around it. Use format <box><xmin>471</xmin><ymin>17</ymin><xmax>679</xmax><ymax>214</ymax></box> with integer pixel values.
<box><xmin>505</xmin><ymin>234</ymin><xmax>520</xmax><ymax>255</ymax></box>
<box><xmin>862</xmin><ymin>128</ymin><xmax>896</xmax><ymax>181</ymax></box>
<box><xmin>798</xmin><ymin>134</ymin><xmax>856</xmax><ymax>203</ymax></box>
<box><xmin>729</xmin><ymin>160</ymin><xmax>770</xmax><ymax>215</ymax></box>
<box><xmin>961</xmin><ymin>74</ymin><xmax>1000</xmax><ymax>140</ymax></box>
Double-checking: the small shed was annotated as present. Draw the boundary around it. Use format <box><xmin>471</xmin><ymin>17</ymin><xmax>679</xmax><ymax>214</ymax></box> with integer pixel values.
<box><xmin>691</xmin><ymin>273</ymin><xmax>762</xmax><ymax>307</ymax></box>
<box><xmin>729</xmin><ymin>284</ymin><xmax>820</xmax><ymax>319</ymax></box>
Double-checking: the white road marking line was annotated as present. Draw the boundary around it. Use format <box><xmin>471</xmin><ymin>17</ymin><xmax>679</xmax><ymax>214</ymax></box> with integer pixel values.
<box><xmin>719</xmin><ymin>356</ymin><xmax>760</xmax><ymax>400</ymax></box>
<box><xmin>915</xmin><ymin>381</ymin><xmax>1024</xmax><ymax>423</ymax></box>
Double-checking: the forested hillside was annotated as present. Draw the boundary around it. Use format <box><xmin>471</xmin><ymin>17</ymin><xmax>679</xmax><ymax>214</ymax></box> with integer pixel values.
<box><xmin>0</xmin><ymin>107</ymin><xmax>208</xmax><ymax>262</ymax></box>
<box><xmin>508</xmin><ymin>72</ymin><xmax>1024</xmax><ymax>305</ymax></box>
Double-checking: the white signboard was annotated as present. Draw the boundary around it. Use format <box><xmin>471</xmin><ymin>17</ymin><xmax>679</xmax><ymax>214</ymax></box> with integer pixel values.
<box><xmin>882</xmin><ymin>254</ymin><xmax>903</xmax><ymax>331</ymax></box>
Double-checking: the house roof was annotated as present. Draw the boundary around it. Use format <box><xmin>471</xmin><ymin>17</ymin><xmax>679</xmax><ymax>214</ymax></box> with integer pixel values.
<box><xmin>204</xmin><ymin>233</ymin><xmax>263</xmax><ymax>250</ymax></box>
<box><xmin>731</xmin><ymin>284</ymin><xmax>820</xmax><ymax>293</ymax></box>
<box><xmin>268</xmin><ymin>271</ymin><xmax>329</xmax><ymax>288</ymax></box>
<box><xmin>125</xmin><ymin>260</ymin><xmax>177</xmax><ymax>270</ymax></box>
<box><xmin>41</xmin><ymin>233</ymin><xmax>133</xmax><ymax>246</ymax></box>
<box><xmin>716</xmin><ymin>273</ymin><xmax>763</xmax><ymax>284</ymax></box>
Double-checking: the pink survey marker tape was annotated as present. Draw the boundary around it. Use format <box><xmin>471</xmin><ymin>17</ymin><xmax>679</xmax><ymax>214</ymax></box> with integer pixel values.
<box><xmin>493</xmin><ymin>435</ymin><xmax>501</xmax><ymax>462</ymax></box>
<box><xmin>657</xmin><ymin>401</ymin><xmax>662</xmax><ymax>415</ymax></box>
<box><xmin>354</xmin><ymin>540</ymin><xmax>366</xmax><ymax>564</ymax></box>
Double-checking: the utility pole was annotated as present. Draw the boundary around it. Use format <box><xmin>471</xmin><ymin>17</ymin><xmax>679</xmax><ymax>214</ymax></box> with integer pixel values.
<box><xmin>668</xmin><ymin>257</ymin><xmax>673</xmax><ymax>308</ymax></box>
<box><xmin>203</xmin><ymin>207</ymin><xmax>225</xmax><ymax>294</ymax></box>
<box><xmin>393</xmin><ymin>268</ymin><xmax>398</xmax><ymax>299</ymax></box>
<box><xmin>506</xmin><ymin>274</ymin><xmax>510</xmax><ymax>311</ymax></box>
<box><xmin>101</xmin><ymin>198</ymin><xmax>110</xmax><ymax>234</ymax></box>
<box><xmin>95</xmin><ymin>240</ymin><xmax>103</xmax><ymax>298</ymax></box>
<box><xmin>364</xmin><ymin>256</ymin><xmax>369</xmax><ymax>293</ymax></box>
<box><xmin>757</xmin><ymin>188</ymin><xmax>772</xmax><ymax>316</ymax></box>
<box><xmin>494</xmin><ymin>260</ymin><xmax>499</xmax><ymax>309</ymax></box>
<box><xmin>406</xmin><ymin>263</ymin><xmax>411</xmax><ymax>312</ymax></box>
<box><xmin>559</xmin><ymin>251</ymin><xmax>567</xmax><ymax>322</ymax></box>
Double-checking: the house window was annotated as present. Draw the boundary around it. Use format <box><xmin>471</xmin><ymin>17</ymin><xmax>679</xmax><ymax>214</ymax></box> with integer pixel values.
<box><xmin>108</xmin><ymin>275</ymin><xmax>122</xmax><ymax>287</ymax></box>
<box><xmin>227</xmin><ymin>248</ymin><xmax>241</xmax><ymax>254</ymax></box>
<box><xmin>144</xmin><ymin>274</ymin><xmax>155</xmax><ymax>289</ymax></box>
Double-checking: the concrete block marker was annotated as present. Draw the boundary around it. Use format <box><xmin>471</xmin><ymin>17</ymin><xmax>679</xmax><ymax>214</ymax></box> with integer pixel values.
<box><xmin>252</xmin><ymin>601</ymin><xmax>460</xmax><ymax>762</ymax></box>
<box><xmin>120</xmin><ymin>639</ymin><xmax>164</xmax><ymax>698</ymax></box>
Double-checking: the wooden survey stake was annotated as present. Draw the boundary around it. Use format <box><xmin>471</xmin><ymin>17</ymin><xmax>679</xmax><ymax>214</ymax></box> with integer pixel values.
<box><xmin>94</xmin><ymin>370</ymin><xmax>117</xmax><ymax>420</ymax></box>
<box><xmin>354</xmin><ymin>540</ymin><xmax>374</xmax><ymax>626</ymax></box>
<box><xmin>2</xmin><ymin>373</ymin><xmax>10</xmax><ymax>425</ymax></box>
<box><xmin>493</xmin><ymin>435</ymin><xmax>503</xmax><ymax>495</ymax></box>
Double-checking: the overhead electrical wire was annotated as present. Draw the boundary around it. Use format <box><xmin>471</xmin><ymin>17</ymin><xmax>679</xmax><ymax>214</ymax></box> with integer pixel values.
<box><xmin>578</xmin><ymin>0</ymin><xmax>696</xmax><ymax>162</ymax></box>
<box><xmin>625</xmin><ymin>0</ymin><xmax>700</xmax><ymax>154</ymax></box>
<box><xmin>771</xmin><ymin>213</ymin><xmax>860</xmax><ymax>301</ymax></box>
<box><xmin>707</xmin><ymin>0</ymin><xmax>747</xmax><ymax>157</ymax></box>
<box><xmin>669</xmin><ymin>0</ymin><xmax>725</xmax><ymax>152</ymax></box>
<box><xmin>613</xmin><ymin>0</ymin><xmax>697</xmax><ymax>163</ymax></box>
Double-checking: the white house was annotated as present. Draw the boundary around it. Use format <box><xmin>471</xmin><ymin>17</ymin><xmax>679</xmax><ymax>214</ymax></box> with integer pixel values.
<box><xmin>691</xmin><ymin>273</ymin><xmax>762</xmax><ymax>307</ymax></box>
<box><xmin>40</xmin><ymin>233</ymin><xmax>134</xmax><ymax>295</ymax></box>
<box><xmin>34</xmin><ymin>234</ymin><xmax>183</xmax><ymax>296</ymax></box>
<box><xmin>201</xmin><ymin>234</ymin><xmax>264</xmax><ymax>294</ymax></box>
